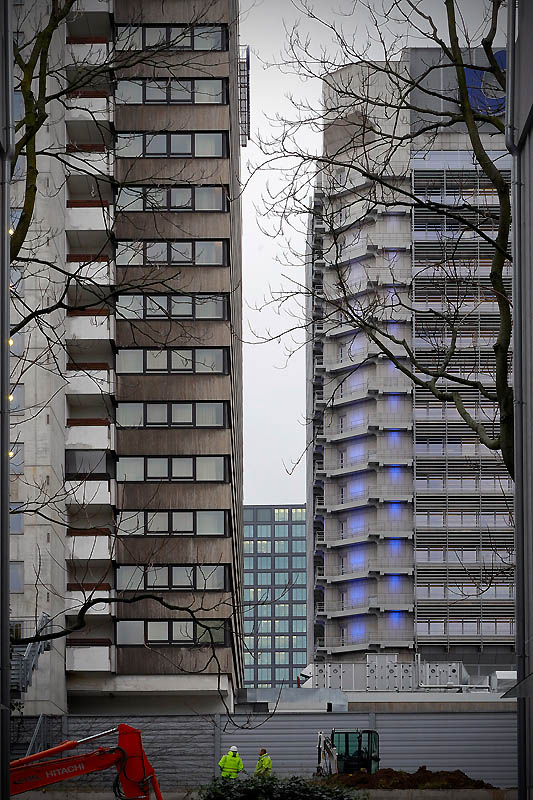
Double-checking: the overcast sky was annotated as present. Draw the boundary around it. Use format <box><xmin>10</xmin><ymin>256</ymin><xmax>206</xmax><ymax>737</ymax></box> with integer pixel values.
<box><xmin>238</xmin><ymin>0</ymin><xmax>501</xmax><ymax>505</ymax></box>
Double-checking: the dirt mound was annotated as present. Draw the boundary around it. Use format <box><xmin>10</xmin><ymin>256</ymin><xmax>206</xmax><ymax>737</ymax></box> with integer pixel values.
<box><xmin>325</xmin><ymin>765</ymin><xmax>496</xmax><ymax>790</ymax></box>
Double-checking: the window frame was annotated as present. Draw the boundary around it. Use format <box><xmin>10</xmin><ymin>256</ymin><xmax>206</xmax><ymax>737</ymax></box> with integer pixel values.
<box><xmin>115</xmin><ymin>77</ymin><xmax>228</xmax><ymax>105</ymax></box>
<box><xmin>115</xmin><ymin>618</ymin><xmax>228</xmax><ymax>647</ymax></box>
<box><xmin>116</xmin><ymin>563</ymin><xmax>228</xmax><ymax>592</ymax></box>
<box><xmin>115</xmin><ymin>238</ymin><xmax>229</xmax><ymax>267</ymax></box>
<box><xmin>116</xmin><ymin>509</ymin><xmax>229</xmax><ymax>537</ymax></box>
<box><xmin>116</xmin><ymin>401</ymin><xmax>228</xmax><ymax>429</ymax></box>
<box><xmin>116</xmin><ymin>455</ymin><xmax>229</xmax><ymax>483</ymax></box>
<box><xmin>115</xmin><ymin>347</ymin><xmax>229</xmax><ymax>375</ymax></box>
<box><xmin>115</xmin><ymin>24</ymin><xmax>229</xmax><ymax>52</ymax></box>
<box><xmin>116</xmin><ymin>131</ymin><xmax>228</xmax><ymax>159</ymax></box>
<box><xmin>116</xmin><ymin>184</ymin><xmax>229</xmax><ymax>213</ymax></box>
<box><xmin>115</xmin><ymin>293</ymin><xmax>228</xmax><ymax>320</ymax></box>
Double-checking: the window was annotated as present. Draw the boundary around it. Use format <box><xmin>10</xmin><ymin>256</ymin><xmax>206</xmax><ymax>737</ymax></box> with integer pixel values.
<box><xmin>257</xmin><ymin>540</ymin><xmax>271</xmax><ymax>553</ymax></box>
<box><xmin>292</xmin><ymin>524</ymin><xmax>306</xmax><ymax>538</ymax></box>
<box><xmin>9</xmin><ymin>562</ymin><xmax>23</xmax><ymax>593</ymax></box>
<box><xmin>257</xmin><ymin>508</ymin><xmax>272</xmax><ymax>522</ymax></box>
<box><xmin>292</xmin><ymin>540</ymin><xmax>306</xmax><ymax>552</ymax></box>
<box><xmin>244</xmin><ymin>557</ymin><xmax>254</xmax><ymax>570</ymax></box>
<box><xmin>293</xmin><ymin>620</ymin><xmax>307</xmax><ymax>633</ymax></box>
<box><xmin>275</xmin><ymin>557</ymin><xmax>288</xmax><ymax>569</ymax></box>
<box><xmin>9</xmin><ymin>443</ymin><xmax>23</xmax><ymax>474</ymax></box>
<box><xmin>116</xmin><ymin>402</ymin><xmax>226</xmax><ymax>428</ymax></box>
<box><xmin>275</xmin><ymin>668</ymin><xmax>290</xmax><ymax>681</ymax></box>
<box><xmin>116</xmin><ymin>24</ymin><xmax>227</xmax><ymax>51</ymax></box>
<box><xmin>258</xmin><ymin>668</ymin><xmax>272</xmax><ymax>681</ymax></box>
<box><xmin>117</xmin><ymin>509</ymin><xmax>225</xmax><ymax>537</ymax></box>
<box><xmin>116</xmin><ymin>348</ymin><xmax>228</xmax><ymax>375</ymax></box>
<box><xmin>244</xmin><ymin>668</ymin><xmax>254</xmax><ymax>681</ymax></box>
<box><xmin>243</xmin><ymin>508</ymin><xmax>254</xmax><ymax>523</ymax></box>
<box><xmin>257</xmin><ymin>636</ymin><xmax>271</xmax><ymax>649</ymax></box>
<box><xmin>257</xmin><ymin>604</ymin><xmax>272</xmax><ymax>618</ymax></box>
<box><xmin>116</xmin><ymin>564</ymin><xmax>226</xmax><ymax>592</ymax></box>
<box><xmin>244</xmin><ymin>541</ymin><xmax>253</xmax><ymax>553</ymax></box>
<box><xmin>116</xmin><ymin>78</ymin><xmax>226</xmax><ymax>105</ymax></box>
<box><xmin>116</xmin><ymin>620</ymin><xmax>144</xmax><ymax>645</ymax></box>
<box><xmin>275</xmin><ymin>636</ymin><xmax>289</xmax><ymax>648</ymax></box>
<box><xmin>275</xmin><ymin>620</ymin><xmax>289</xmax><ymax>633</ymax></box>
<box><xmin>293</xmin><ymin>604</ymin><xmax>307</xmax><ymax>616</ymax></box>
<box><xmin>65</xmin><ymin>449</ymin><xmax>109</xmax><ymax>479</ymax></box>
<box><xmin>275</xmin><ymin>651</ymin><xmax>289</xmax><ymax>664</ymax></box>
<box><xmin>117</xmin><ymin>292</ymin><xmax>227</xmax><ymax>320</ymax></box>
<box><xmin>10</xmin><ymin>504</ymin><xmax>23</xmax><ymax>534</ymax></box>
<box><xmin>117</xmin><ymin>131</ymin><xmax>227</xmax><ymax>161</ymax></box>
<box><xmin>275</xmin><ymin>508</ymin><xmax>289</xmax><ymax>521</ymax></box>
<box><xmin>257</xmin><ymin>557</ymin><xmax>271</xmax><ymax>569</ymax></box>
<box><xmin>275</xmin><ymin>525</ymin><xmax>288</xmax><ymax>537</ymax></box>
<box><xmin>13</xmin><ymin>91</ymin><xmax>24</xmax><ymax>122</ymax></box>
<box><xmin>292</xmin><ymin>557</ymin><xmax>307</xmax><ymax>569</ymax></box>
<box><xmin>293</xmin><ymin>651</ymin><xmax>308</xmax><ymax>665</ymax></box>
<box><xmin>274</xmin><ymin>604</ymin><xmax>289</xmax><ymax>617</ymax></box>
<box><xmin>257</xmin><ymin>572</ymin><xmax>271</xmax><ymax>586</ymax></box>
<box><xmin>116</xmin><ymin>240</ymin><xmax>227</xmax><ymax>268</ymax></box>
<box><xmin>275</xmin><ymin>541</ymin><xmax>288</xmax><ymax>553</ymax></box>
<box><xmin>116</xmin><ymin>456</ymin><xmax>227</xmax><ymax>483</ymax></box>
<box><xmin>292</xmin><ymin>508</ymin><xmax>306</xmax><ymax>521</ymax></box>
<box><xmin>9</xmin><ymin>384</ymin><xmax>24</xmax><ymax>415</ymax></box>
<box><xmin>117</xmin><ymin>185</ymin><xmax>228</xmax><ymax>213</ymax></box>
<box><xmin>293</xmin><ymin>636</ymin><xmax>306</xmax><ymax>648</ymax></box>
<box><xmin>292</xmin><ymin>588</ymin><xmax>307</xmax><ymax>601</ymax></box>
<box><xmin>275</xmin><ymin>572</ymin><xmax>289</xmax><ymax>585</ymax></box>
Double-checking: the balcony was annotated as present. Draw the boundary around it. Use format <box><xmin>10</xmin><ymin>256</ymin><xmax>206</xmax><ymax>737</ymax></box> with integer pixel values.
<box><xmin>66</xmin><ymin>644</ymin><xmax>114</xmax><ymax>672</ymax></box>
<box><xmin>66</xmin><ymin>311</ymin><xmax>114</xmax><ymax>344</ymax></box>
<box><xmin>66</xmin><ymin>255</ymin><xmax>113</xmax><ymax>285</ymax></box>
<box><xmin>64</xmin><ymin>147</ymin><xmax>113</xmax><ymax>178</ymax></box>
<box><xmin>317</xmin><ymin>593</ymin><xmax>414</xmax><ymax>617</ymax></box>
<box><xmin>324</xmin><ymin>558</ymin><xmax>413</xmax><ymax>581</ymax></box>
<box><xmin>66</xmin><ymin>202</ymin><xmax>114</xmax><ymax>232</ymax></box>
<box><xmin>325</xmin><ymin>415</ymin><xmax>412</xmax><ymax>442</ymax></box>
<box><xmin>67</xmin><ymin>40</ymin><xmax>110</xmax><ymax>67</ymax></box>
<box><xmin>324</xmin><ymin>523</ymin><xmax>413</xmax><ymax>546</ymax></box>
<box><xmin>66</xmin><ymin>529</ymin><xmax>113</xmax><ymax>561</ymax></box>
<box><xmin>65</xmin><ymin>92</ymin><xmax>112</xmax><ymax>122</ymax></box>
<box><xmin>325</xmin><ymin>449</ymin><xmax>413</xmax><ymax>475</ymax></box>
<box><xmin>65</xmin><ymin>365</ymin><xmax>114</xmax><ymax>397</ymax></box>
<box><xmin>64</xmin><ymin>479</ymin><xmax>113</xmax><ymax>507</ymax></box>
<box><xmin>326</xmin><ymin>483</ymin><xmax>413</xmax><ymax>511</ymax></box>
<box><xmin>317</xmin><ymin>631</ymin><xmax>414</xmax><ymax>653</ymax></box>
<box><xmin>65</xmin><ymin>420</ymin><xmax>113</xmax><ymax>450</ymax></box>
<box><xmin>65</xmin><ymin>585</ymin><xmax>112</xmax><ymax>616</ymax></box>
<box><xmin>326</xmin><ymin>377</ymin><xmax>413</xmax><ymax>406</ymax></box>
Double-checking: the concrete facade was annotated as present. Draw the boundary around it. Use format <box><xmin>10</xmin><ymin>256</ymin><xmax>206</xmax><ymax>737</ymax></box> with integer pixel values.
<box><xmin>10</xmin><ymin>0</ymin><xmax>246</xmax><ymax>716</ymax></box>
<box><xmin>307</xmin><ymin>50</ymin><xmax>514</xmax><ymax>675</ymax></box>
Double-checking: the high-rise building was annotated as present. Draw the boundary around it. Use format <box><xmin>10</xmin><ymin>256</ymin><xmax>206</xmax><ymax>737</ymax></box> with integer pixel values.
<box><xmin>243</xmin><ymin>504</ymin><xmax>307</xmax><ymax>688</ymax></box>
<box><xmin>9</xmin><ymin>0</ymin><xmax>247</xmax><ymax>716</ymax></box>
<box><xmin>307</xmin><ymin>50</ymin><xmax>514</xmax><ymax>676</ymax></box>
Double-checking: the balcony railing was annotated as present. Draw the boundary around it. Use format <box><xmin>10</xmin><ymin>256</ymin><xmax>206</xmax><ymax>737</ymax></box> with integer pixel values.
<box><xmin>316</xmin><ymin>631</ymin><xmax>414</xmax><ymax>650</ymax></box>
<box><xmin>324</xmin><ymin>558</ymin><xmax>413</xmax><ymax>578</ymax></box>
<box><xmin>316</xmin><ymin>593</ymin><xmax>414</xmax><ymax>614</ymax></box>
<box><xmin>324</xmin><ymin>523</ymin><xmax>412</xmax><ymax>543</ymax></box>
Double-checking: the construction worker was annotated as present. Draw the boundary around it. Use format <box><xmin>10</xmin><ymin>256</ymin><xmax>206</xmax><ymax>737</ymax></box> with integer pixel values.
<box><xmin>254</xmin><ymin>747</ymin><xmax>272</xmax><ymax>777</ymax></box>
<box><xmin>218</xmin><ymin>745</ymin><xmax>243</xmax><ymax>779</ymax></box>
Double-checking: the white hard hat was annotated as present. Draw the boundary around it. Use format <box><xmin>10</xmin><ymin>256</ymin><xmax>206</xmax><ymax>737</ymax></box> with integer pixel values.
<box><xmin>230</xmin><ymin>745</ymin><xmax>238</xmax><ymax>752</ymax></box>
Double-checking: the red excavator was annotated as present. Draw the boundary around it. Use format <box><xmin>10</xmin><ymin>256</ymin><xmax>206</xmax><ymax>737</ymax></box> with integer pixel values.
<box><xmin>10</xmin><ymin>723</ymin><xmax>164</xmax><ymax>798</ymax></box>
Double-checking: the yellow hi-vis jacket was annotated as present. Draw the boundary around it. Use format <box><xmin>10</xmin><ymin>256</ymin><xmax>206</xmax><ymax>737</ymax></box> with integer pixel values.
<box><xmin>254</xmin><ymin>752</ymin><xmax>272</xmax><ymax>776</ymax></box>
<box><xmin>218</xmin><ymin>751</ymin><xmax>243</xmax><ymax>778</ymax></box>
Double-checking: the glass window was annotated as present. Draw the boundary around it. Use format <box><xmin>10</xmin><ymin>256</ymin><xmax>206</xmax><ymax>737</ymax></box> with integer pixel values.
<box><xmin>144</xmin><ymin>134</ymin><xmax>168</xmax><ymax>156</ymax></box>
<box><xmin>293</xmin><ymin>620</ymin><xmax>307</xmax><ymax>632</ymax></box>
<box><xmin>146</xmin><ymin>241</ymin><xmax>167</xmax><ymax>262</ymax></box>
<box><xmin>275</xmin><ymin>541</ymin><xmax>288</xmax><ymax>553</ymax></box>
<box><xmin>9</xmin><ymin>562</ymin><xmax>24</xmax><ymax>593</ymax></box>
<box><xmin>292</xmin><ymin>508</ymin><xmax>306</xmax><ymax>521</ymax></box>
<box><xmin>116</xmin><ymin>565</ymin><xmax>144</xmax><ymax>591</ymax></box>
<box><xmin>293</xmin><ymin>604</ymin><xmax>306</xmax><ymax>616</ymax></box>
<box><xmin>196</xmin><ymin>403</ymin><xmax>224</xmax><ymax>426</ymax></box>
<box><xmin>275</xmin><ymin>572</ymin><xmax>289</xmax><ymax>585</ymax></box>
<box><xmin>146</xmin><ymin>296</ymin><xmax>168</xmax><ymax>317</ymax></box>
<box><xmin>275</xmin><ymin>604</ymin><xmax>289</xmax><ymax>617</ymax></box>
<box><xmin>195</xmin><ymin>133</ymin><xmax>224</xmax><ymax>157</ymax></box>
<box><xmin>116</xmin><ymin>457</ymin><xmax>144</xmax><ymax>482</ymax></box>
<box><xmin>195</xmin><ymin>296</ymin><xmax>225</xmax><ymax>319</ymax></box>
<box><xmin>292</xmin><ymin>524</ymin><xmax>306</xmax><ymax>537</ymax></box>
<box><xmin>146</xmin><ymin>457</ymin><xmax>168</xmax><ymax>480</ymax></box>
<box><xmin>196</xmin><ymin>456</ymin><xmax>225</xmax><ymax>481</ymax></box>
<box><xmin>144</xmin><ymin>27</ymin><xmax>166</xmax><ymax>47</ymax></box>
<box><xmin>292</xmin><ymin>540</ymin><xmax>306</xmax><ymax>552</ymax></box>
<box><xmin>244</xmin><ymin>541</ymin><xmax>253</xmax><ymax>553</ymax></box>
<box><xmin>257</xmin><ymin>573</ymin><xmax>270</xmax><ymax>586</ymax></box>
<box><xmin>65</xmin><ymin>449</ymin><xmax>107</xmax><ymax>478</ymax></box>
<box><xmin>257</xmin><ymin>540</ymin><xmax>271</xmax><ymax>553</ymax></box>
<box><xmin>157</xmin><ymin>241</ymin><xmax>186</xmax><ymax>265</ymax></box>
<box><xmin>170</xmin><ymin>26</ymin><xmax>192</xmax><ymax>48</ymax></box>
<box><xmin>197</xmin><ymin>565</ymin><xmax>225</xmax><ymax>590</ymax></box>
<box><xmin>145</xmin><ymin>81</ymin><xmax>169</xmax><ymax>103</ymax></box>
<box><xmin>172</xmin><ymin>511</ymin><xmax>194</xmax><ymax>534</ymax></box>
<box><xmin>116</xmin><ymin>133</ymin><xmax>143</xmax><ymax>158</ymax></box>
<box><xmin>171</xmin><ymin>350</ymin><xmax>193</xmax><ymax>371</ymax></box>
<box><xmin>171</xmin><ymin>188</ymin><xmax>193</xmax><ymax>209</ymax></box>
<box><xmin>275</xmin><ymin>525</ymin><xmax>289</xmax><ymax>537</ymax></box>
<box><xmin>275</xmin><ymin>668</ymin><xmax>290</xmax><ymax>681</ymax></box>
<box><xmin>193</xmin><ymin>25</ymin><xmax>223</xmax><ymax>50</ymax></box>
<box><xmin>195</xmin><ymin>186</ymin><xmax>225</xmax><ymax>210</ymax></box>
<box><xmin>116</xmin><ymin>187</ymin><xmax>144</xmax><ymax>212</ymax></box>
<box><xmin>171</xmin><ymin>458</ymin><xmax>194</xmax><ymax>480</ymax></box>
<box><xmin>13</xmin><ymin>90</ymin><xmax>24</xmax><ymax>121</ymax></box>
<box><xmin>258</xmin><ymin>668</ymin><xmax>272</xmax><ymax>681</ymax></box>
<box><xmin>171</xmin><ymin>296</ymin><xmax>194</xmax><ymax>317</ymax></box>
<box><xmin>257</xmin><ymin>525</ymin><xmax>272</xmax><ymax>537</ymax></box>
<box><xmin>170</xmin><ymin>134</ymin><xmax>192</xmax><ymax>155</ymax></box>
<box><xmin>257</xmin><ymin>603</ymin><xmax>272</xmax><ymax>618</ymax></box>
<box><xmin>147</xmin><ymin>621</ymin><xmax>169</xmax><ymax>642</ymax></box>
<box><xmin>172</xmin><ymin>620</ymin><xmax>194</xmax><ymax>642</ymax></box>
<box><xmin>116</xmin><ymin>295</ymin><xmax>143</xmax><ymax>319</ymax></box>
<box><xmin>116</xmin><ymin>403</ymin><xmax>144</xmax><ymax>427</ymax></box>
<box><xmin>116</xmin><ymin>620</ymin><xmax>144</xmax><ymax>644</ymax></box>
<box><xmin>145</xmin><ymin>187</ymin><xmax>166</xmax><ymax>210</ymax></box>
<box><xmin>275</xmin><ymin>636</ymin><xmax>289</xmax><ymax>648</ymax></box>
<box><xmin>244</xmin><ymin>557</ymin><xmax>254</xmax><ymax>570</ymax></box>
<box><xmin>196</xmin><ymin>349</ymin><xmax>225</xmax><ymax>373</ymax></box>
<box><xmin>293</xmin><ymin>651</ymin><xmax>308</xmax><ymax>665</ymax></box>
<box><xmin>275</xmin><ymin>620</ymin><xmax>289</xmax><ymax>632</ymax></box>
<box><xmin>292</xmin><ymin>557</ymin><xmax>306</xmax><ymax>569</ymax></box>
<box><xmin>147</xmin><ymin>512</ymin><xmax>169</xmax><ymax>533</ymax></box>
<box><xmin>293</xmin><ymin>635</ymin><xmax>306</xmax><ymax>648</ymax></box>
<box><xmin>146</xmin><ymin>404</ymin><xmax>168</xmax><ymax>426</ymax></box>
<box><xmin>171</xmin><ymin>80</ymin><xmax>192</xmax><ymax>102</ymax></box>
<box><xmin>257</xmin><ymin>557</ymin><xmax>271</xmax><ymax>569</ymax></box>
<box><xmin>146</xmin><ymin>566</ymin><xmax>168</xmax><ymax>587</ymax></box>
<box><xmin>115</xmin><ymin>80</ymin><xmax>143</xmax><ymax>104</ymax></box>
<box><xmin>116</xmin><ymin>350</ymin><xmax>143</xmax><ymax>373</ymax></box>
<box><xmin>275</xmin><ymin>557</ymin><xmax>288</xmax><ymax>569</ymax></box>
<box><xmin>172</xmin><ymin>404</ymin><xmax>193</xmax><ymax>425</ymax></box>
<box><xmin>195</xmin><ymin>240</ymin><xmax>224</xmax><ymax>264</ymax></box>
<box><xmin>257</xmin><ymin>508</ymin><xmax>272</xmax><ymax>522</ymax></box>
<box><xmin>195</xmin><ymin>79</ymin><xmax>224</xmax><ymax>104</ymax></box>
<box><xmin>197</xmin><ymin>620</ymin><xmax>225</xmax><ymax>643</ymax></box>
<box><xmin>146</xmin><ymin>350</ymin><xmax>167</xmax><ymax>372</ymax></box>
<box><xmin>244</xmin><ymin>573</ymin><xmax>254</xmax><ymax>586</ymax></box>
<box><xmin>197</xmin><ymin>510</ymin><xmax>225</xmax><ymax>535</ymax></box>
<box><xmin>275</xmin><ymin>508</ymin><xmax>289</xmax><ymax>521</ymax></box>
<box><xmin>275</xmin><ymin>651</ymin><xmax>289</xmax><ymax>664</ymax></box>
<box><xmin>116</xmin><ymin>241</ymin><xmax>143</xmax><ymax>265</ymax></box>
<box><xmin>117</xmin><ymin>511</ymin><xmax>144</xmax><ymax>535</ymax></box>
<box><xmin>10</xmin><ymin>504</ymin><xmax>23</xmax><ymax>534</ymax></box>
<box><xmin>172</xmin><ymin>566</ymin><xmax>195</xmax><ymax>587</ymax></box>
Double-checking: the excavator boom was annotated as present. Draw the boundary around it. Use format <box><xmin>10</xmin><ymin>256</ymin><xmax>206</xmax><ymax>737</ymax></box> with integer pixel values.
<box><xmin>10</xmin><ymin>723</ymin><xmax>164</xmax><ymax>799</ymax></box>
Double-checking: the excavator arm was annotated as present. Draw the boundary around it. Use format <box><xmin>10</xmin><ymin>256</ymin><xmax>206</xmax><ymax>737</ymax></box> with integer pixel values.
<box><xmin>10</xmin><ymin>723</ymin><xmax>164</xmax><ymax>799</ymax></box>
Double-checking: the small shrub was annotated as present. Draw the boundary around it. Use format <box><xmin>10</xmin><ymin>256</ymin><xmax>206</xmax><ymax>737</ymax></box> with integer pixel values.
<box><xmin>198</xmin><ymin>775</ymin><xmax>357</xmax><ymax>800</ymax></box>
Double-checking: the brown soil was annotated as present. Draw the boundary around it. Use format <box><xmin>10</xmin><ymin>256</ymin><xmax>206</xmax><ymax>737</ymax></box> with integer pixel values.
<box><xmin>322</xmin><ymin>766</ymin><xmax>497</xmax><ymax>790</ymax></box>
